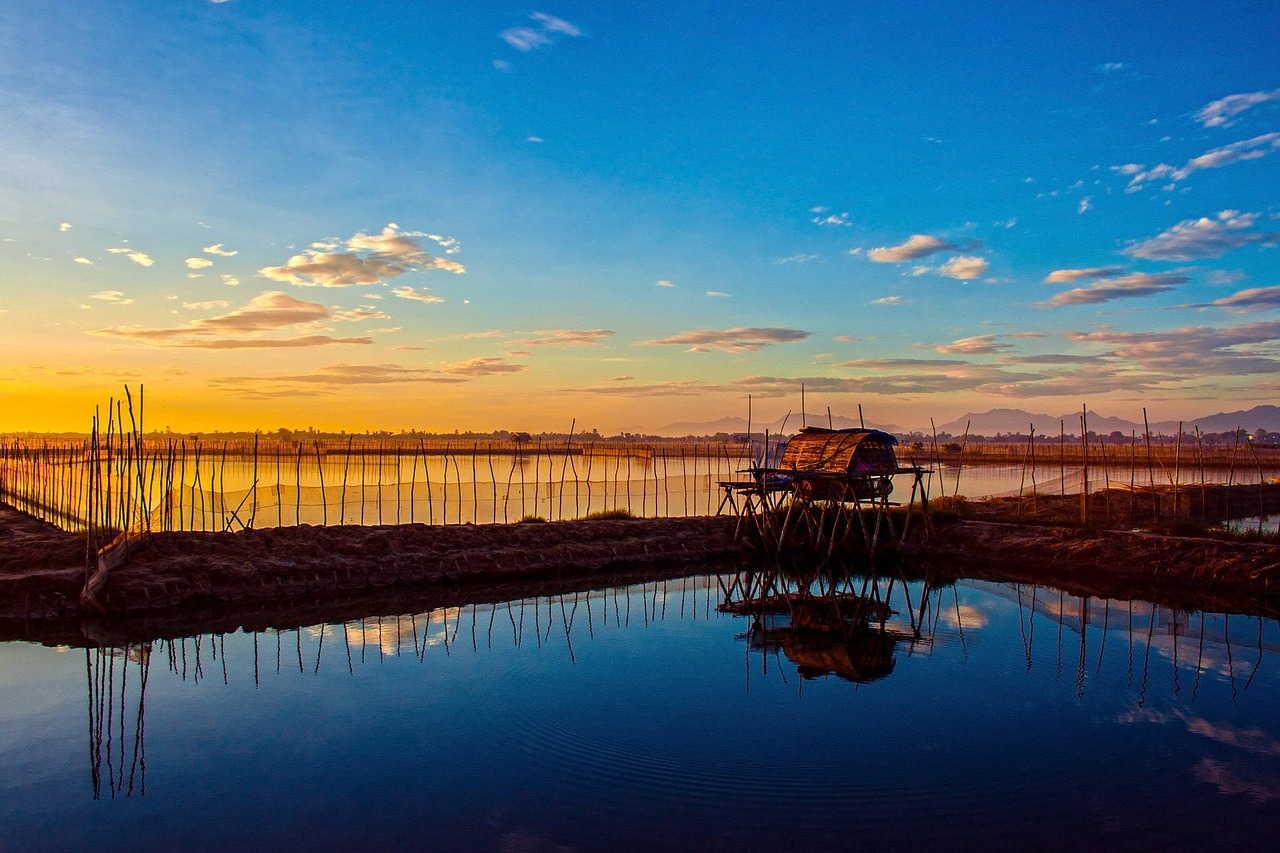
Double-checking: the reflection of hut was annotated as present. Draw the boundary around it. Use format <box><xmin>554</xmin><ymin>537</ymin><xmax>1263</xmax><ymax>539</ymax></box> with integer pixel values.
<box><xmin>778</xmin><ymin>629</ymin><xmax>897</xmax><ymax>683</ymax></box>
<box><xmin>778</xmin><ymin>427</ymin><xmax>901</xmax><ymax>499</ymax></box>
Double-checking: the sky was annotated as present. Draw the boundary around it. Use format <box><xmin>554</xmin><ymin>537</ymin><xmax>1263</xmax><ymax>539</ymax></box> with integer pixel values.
<box><xmin>2</xmin><ymin>0</ymin><xmax>1279</xmax><ymax>434</ymax></box>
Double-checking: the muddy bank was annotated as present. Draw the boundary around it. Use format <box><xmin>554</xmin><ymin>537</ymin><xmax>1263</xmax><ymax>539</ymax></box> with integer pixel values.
<box><xmin>0</xmin><ymin>505</ymin><xmax>740</xmax><ymax>622</ymax></box>
<box><xmin>5</xmin><ymin>501</ymin><xmax>1280</xmax><ymax>639</ymax></box>
<box><xmin>916</xmin><ymin>519</ymin><xmax>1280</xmax><ymax>614</ymax></box>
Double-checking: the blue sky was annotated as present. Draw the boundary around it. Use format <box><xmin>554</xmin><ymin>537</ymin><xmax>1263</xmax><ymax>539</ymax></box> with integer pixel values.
<box><xmin>1</xmin><ymin>0</ymin><xmax>1278</xmax><ymax>432</ymax></box>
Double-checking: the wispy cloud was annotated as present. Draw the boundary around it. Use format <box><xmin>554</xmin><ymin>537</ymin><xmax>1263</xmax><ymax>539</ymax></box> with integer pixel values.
<box><xmin>73</xmin><ymin>257</ymin><xmax>93</xmax><ymax>265</ymax></box>
<box><xmin>90</xmin><ymin>291</ymin><xmax>373</xmax><ymax>350</ymax></box>
<box><xmin>871</xmin><ymin>296</ymin><xmax>911</xmax><ymax>305</ymax></box>
<box><xmin>91</xmin><ymin>290</ymin><xmax>134</xmax><ymax>305</ymax></box>
<box><xmin>868</xmin><ymin>234</ymin><xmax>957</xmax><ymax>262</ymax></box>
<box><xmin>1095</xmin><ymin>62</ymin><xmax>1127</xmax><ymax>73</ymax></box>
<box><xmin>170</xmin><ymin>335</ymin><xmax>371</xmax><ymax>350</ymax></box>
<box><xmin>203</xmin><ymin>243</ymin><xmax>238</xmax><ymax>256</ymax></box>
<box><xmin>514</xmin><ymin>329</ymin><xmax>614</xmax><ymax>346</ymax></box>
<box><xmin>442</xmin><ymin>357</ymin><xmax>529</xmax><ymax>376</ymax></box>
<box><xmin>639</xmin><ymin>327</ymin><xmax>810</xmax><ymax>353</ymax></box>
<box><xmin>706</xmin><ymin>290</ymin><xmax>730</xmax><ymax>298</ymax></box>
<box><xmin>833</xmin><ymin>358</ymin><xmax>970</xmax><ymax>369</ymax></box>
<box><xmin>1198</xmin><ymin>286</ymin><xmax>1280</xmax><ymax>311</ymax></box>
<box><xmin>220</xmin><ymin>274</ymin><xmax>240</xmax><ymax>286</ymax></box>
<box><xmin>1121</xmin><ymin>133</ymin><xmax>1280</xmax><ymax>190</ymax></box>
<box><xmin>260</xmin><ymin>224</ymin><xmax>463</xmax><ymax>287</ymax></box>
<box><xmin>221</xmin><ymin>364</ymin><xmax>461</xmax><ymax>388</ymax></box>
<box><xmin>655</xmin><ymin>279</ymin><xmax>675</xmax><ymax>288</ymax></box>
<box><xmin>1072</xmin><ymin>318</ymin><xmax>1280</xmax><ymax>376</ymax></box>
<box><xmin>1196</xmin><ymin>89</ymin><xmax>1280</xmax><ymax>128</ymax></box>
<box><xmin>332</xmin><ymin>306</ymin><xmax>390</xmax><ymax>322</ymax></box>
<box><xmin>58</xmin><ymin>222</ymin><xmax>73</xmax><ymax>232</ymax></box>
<box><xmin>777</xmin><ymin>254</ymin><xmax>818</xmax><ymax>265</ymax></box>
<box><xmin>1125</xmin><ymin>211</ymin><xmax>1278</xmax><ymax>260</ymax></box>
<box><xmin>1048</xmin><ymin>271</ymin><xmax>1189</xmax><ymax>305</ymax></box>
<box><xmin>107</xmin><ymin>247</ymin><xmax>154</xmax><ymax>267</ymax></box>
<box><xmin>812</xmin><ymin>211</ymin><xmax>852</xmax><ymax>227</ymax></box>
<box><xmin>185</xmin><ymin>257</ymin><xmax>213</xmax><ymax>269</ymax></box>
<box><xmin>1044</xmin><ymin>267</ymin><xmax>1127</xmax><ymax>283</ymax></box>
<box><xmin>183</xmin><ymin>300</ymin><xmax>229</xmax><ymax>310</ymax></box>
<box><xmin>501</xmin><ymin>12</ymin><xmax>581</xmax><ymax>52</ymax></box>
<box><xmin>391</xmin><ymin>285</ymin><xmax>445</xmax><ymax>303</ymax></box>
<box><xmin>935</xmin><ymin>335</ymin><xmax>1010</xmax><ymax>355</ymax></box>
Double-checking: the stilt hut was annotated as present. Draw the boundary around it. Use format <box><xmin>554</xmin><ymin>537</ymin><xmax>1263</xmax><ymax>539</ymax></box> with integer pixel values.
<box><xmin>718</xmin><ymin>426</ymin><xmax>931</xmax><ymax>554</ymax></box>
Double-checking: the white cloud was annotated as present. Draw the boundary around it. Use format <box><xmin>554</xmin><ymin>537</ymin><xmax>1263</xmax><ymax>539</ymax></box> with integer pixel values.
<box><xmin>868</xmin><ymin>234</ymin><xmax>957</xmax><ymax>262</ymax></box>
<box><xmin>183</xmin><ymin>300</ymin><xmax>230</xmax><ymax>310</ymax></box>
<box><xmin>1196</xmin><ymin>89</ymin><xmax>1280</xmax><ymax>128</ymax></box>
<box><xmin>1095</xmin><ymin>62</ymin><xmax>1127</xmax><ymax>73</ymax></box>
<box><xmin>777</xmin><ymin>254</ymin><xmax>818</xmax><ymax>265</ymax></box>
<box><xmin>937</xmin><ymin>255</ymin><xmax>990</xmax><ymax>280</ymax></box>
<box><xmin>107</xmin><ymin>247</ymin><xmax>155</xmax><ymax>267</ymax></box>
<box><xmin>185</xmin><ymin>257</ymin><xmax>214</xmax><ymax>269</ymax></box>
<box><xmin>73</xmin><ymin>257</ymin><xmax>93</xmax><ymax>265</ymax></box>
<box><xmin>91</xmin><ymin>290</ymin><xmax>134</xmax><ymax>305</ymax></box>
<box><xmin>220</xmin><ymin>274</ymin><xmax>240</xmax><ymax>286</ymax></box>
<box><xmin>812</xmin><ymin>212</ymin><xmax>852</xmax><ymax>227</ymax></box>
<box><xmin>1078</xmin><ymin>197</ymin><xmax>1092</xmax><ymax>214</ymax></box>
<box><xmin>58</xmin><ymin>222</ymin><xmax>73</xmax><ymax>232</ymax></box>
<box><xmin>493</xmin><ymin>59</ymin><xmax>512</xmax><ymax>73</ymax></box>
<box><xmin>706</xmin><ymin>290</ymin><xmax>730</xmax><ymax>298</ymax></box>
<box><xmin>391</xmin><ymin>286</ymin><xmax>445</xmax><ymax>304</ymax></box>
<box><xmin>1125</xmin><ymin>211</ymin><xmax>1278</xmax><ymax>260</ymax></box>
<box><xmin>259</xmin><ymin>224</ymin><xmax>464</xmax><ymax>287</ymax></box>
<box><xmin>527</xmin><ymin>135</ymin><xmax>543</xmax><ymax>143</ymax></box>
<box><xmin>203</xmin><ymin>243</ymin><xmax>238</xmax><ymax>256</ymax></box>
<box><xmin>871</xmin><ymin>296</ymin><xmax>911</xmax><ymax>305</ymax></box>
<box><xmin>655</xmin><ymin>279</ymin><xmax>675</xmax><ymax>287</ymax></box>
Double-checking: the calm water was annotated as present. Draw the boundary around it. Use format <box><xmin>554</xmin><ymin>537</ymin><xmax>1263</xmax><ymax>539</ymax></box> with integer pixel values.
<box><xmin>2</xmin><ymin>571</ymin><xmax>1279</xmax><ymax>851</ymax></box>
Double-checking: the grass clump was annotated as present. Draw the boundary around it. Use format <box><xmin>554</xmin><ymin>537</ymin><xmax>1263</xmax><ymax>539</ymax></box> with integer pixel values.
<box><xmin>581</xmin><ymin>508</ymin><xmax>634</xmax><ymax>521</ymax></box>
<box><xmin>518</xmin><ymin>514</ymin><xmax>548</xmax><ymax>523</ymax></box>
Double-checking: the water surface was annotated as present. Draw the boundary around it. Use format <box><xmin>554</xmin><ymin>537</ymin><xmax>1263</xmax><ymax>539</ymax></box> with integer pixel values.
<box><xmin>2</xmin><ymin>572</ymin><xmax>1277</xmax><ymax>851</ymax></box>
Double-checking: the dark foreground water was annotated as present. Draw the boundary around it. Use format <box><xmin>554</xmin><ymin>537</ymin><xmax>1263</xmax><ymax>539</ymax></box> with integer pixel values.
<box><xmin>2</xmin><ymin>571</ymin><xmax>1278</xmax><ymax>852</ymax></box>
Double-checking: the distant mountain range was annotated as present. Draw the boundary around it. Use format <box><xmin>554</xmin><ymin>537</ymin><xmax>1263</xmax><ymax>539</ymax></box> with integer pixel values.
<box><xmin>656</xmin><ymin>406</ymin><xmax>1280</xmax><ymax>438</ymax></box>
<box><xmin>931</xmin><ymin>406</ymin><xmax>1280</xmax><ymax>437</ymax></box>
<box><xmin>656</xmin><ymin>413</ymin><xmax>905</xmax><ymax>437</ymax></box>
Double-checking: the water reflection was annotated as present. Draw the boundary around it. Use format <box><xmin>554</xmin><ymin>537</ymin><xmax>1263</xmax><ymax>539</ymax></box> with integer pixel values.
<box><xmin>719</xmin><ymin>565</ymin><xmax>938</xmax><ymax>685</ymax></box>
<box><xmin>86</xmin><ymin>644</ymin><xmax>150</xmax><ymax>799</ymax></box>
<box><xmin>76</xmin><ymin>567</ymin><xmax>1280</xmax><ymax>812</ymax></box>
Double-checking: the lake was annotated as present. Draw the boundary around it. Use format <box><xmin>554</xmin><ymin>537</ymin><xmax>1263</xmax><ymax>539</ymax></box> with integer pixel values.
<box><xmin>2</xmin><ymin>567</ymin><xmax>1277</xmax><ymax>851</ymax></box>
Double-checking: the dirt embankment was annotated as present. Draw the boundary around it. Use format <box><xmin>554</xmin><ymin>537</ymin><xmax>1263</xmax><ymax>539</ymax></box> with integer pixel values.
<box><xmin>915</xmin><ymin>518</ymin><xmax>1280</xmax><ymax>613</ymax></box>
<box><xmin>5</xmin><ymin>502</ymin><xmax>1280</xmax><ymax>634</ymax></box>
<box><xmin>0</xmin><ymin>504</ymin><xmax>740</xmax><ymax>621</ymax></box>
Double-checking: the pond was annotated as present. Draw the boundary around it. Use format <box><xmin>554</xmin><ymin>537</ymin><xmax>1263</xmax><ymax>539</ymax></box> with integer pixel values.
<box><xmin>1</xmin><ymin>570</ymin><xmax>1277</xmax><ymax>851</ymax></box>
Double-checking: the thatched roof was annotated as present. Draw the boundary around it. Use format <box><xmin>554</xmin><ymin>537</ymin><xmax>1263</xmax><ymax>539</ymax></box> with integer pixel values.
<box><xmin>778</xmin><ymin>427</ymin><xmax>899</xmax><ymax>474</ymax></box>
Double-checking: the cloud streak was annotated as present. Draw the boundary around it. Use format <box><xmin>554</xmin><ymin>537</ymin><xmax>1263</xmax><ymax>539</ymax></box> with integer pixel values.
<box><xmin>868</xmin><ymin>234</ymin><xmax>957</xmax><ymax>262</ymax></box>
<box><xmin>1048</xmin><ymin>271</ymin><xmax>1189</xmax><ymax>306</ymax></box>
<box><xmin>1125</xmin><ymin>211</ymin><xmax>1278</xmax><ymax>260</ymax></box>
<box><xmin>639</xmin><ymin>327</ymin><xmax>810</xmax><ymax>353</ymax></box>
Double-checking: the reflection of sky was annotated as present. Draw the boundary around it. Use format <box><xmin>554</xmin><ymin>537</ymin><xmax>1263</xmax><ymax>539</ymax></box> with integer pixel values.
<box><xmin>1</xmin><ymin>577</ymin><xmax>1278</xmax><ymax>849</ymax></box>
